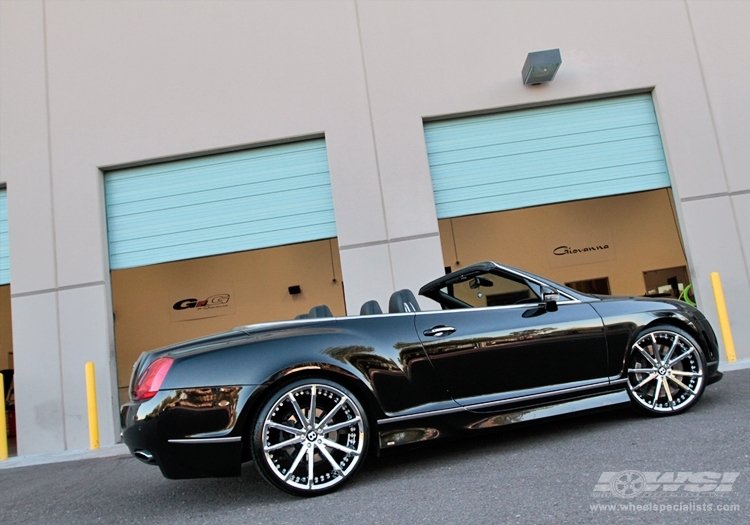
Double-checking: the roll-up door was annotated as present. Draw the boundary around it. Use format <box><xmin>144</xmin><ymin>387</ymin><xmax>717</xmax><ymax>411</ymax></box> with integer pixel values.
<box><xmin>425</xmin><ymin>94</ymin><xmax>671</xmax><ymax>219</ymax></box>
<box><xmin>0</xmin><ymin>189</ymin><xmax>9</xmax><ymax>285</ymax></box>
<box><xmin>105</xmin><ymin>138</ymin><xmax>336</xmax><ymax>269</ymax></box>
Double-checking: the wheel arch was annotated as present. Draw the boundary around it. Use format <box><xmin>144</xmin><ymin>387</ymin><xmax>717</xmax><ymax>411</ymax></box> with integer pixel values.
<box><xmin>639</xmin><ymin>313</ymin><xmax>712</xmax><ymax>360</ymax></box>
<box><xmin>236</xmin><ymin>362</ymin><xmax>384</xmax><ymax>461</ymax></box>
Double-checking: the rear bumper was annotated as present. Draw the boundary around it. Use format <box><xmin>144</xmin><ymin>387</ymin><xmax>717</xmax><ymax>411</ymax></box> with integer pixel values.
<box><xmin>121</xmin><ymin>385</ymin><xmax>260</xmax><ymax>479</ymax></box>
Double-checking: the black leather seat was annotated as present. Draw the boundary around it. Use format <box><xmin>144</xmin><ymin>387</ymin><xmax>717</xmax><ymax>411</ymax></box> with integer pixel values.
<box><xmin>294</xmin><ymin>313</ymin><xmax>309</xmax><ymax>319</ymax></box>
<box><xmin>388</xmin><ymin>289</ymin><xmax>421</xmax><ymax>313</ymax></box>
<box><xmin>359</xmin><ymin>300</ymin><xmax>383</xmax><ymax>315</ymax></box>
<box><xmin>308</xmin><ymin>305</ymin><xmax>333</xmax><ymax>318</ymax></box>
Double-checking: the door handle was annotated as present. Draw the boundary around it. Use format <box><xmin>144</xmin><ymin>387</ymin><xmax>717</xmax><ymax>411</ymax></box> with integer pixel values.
<box><xmin>423</xmin><ymin>325</ymin><xmax>456</xmax><ymax>337</ymax></box>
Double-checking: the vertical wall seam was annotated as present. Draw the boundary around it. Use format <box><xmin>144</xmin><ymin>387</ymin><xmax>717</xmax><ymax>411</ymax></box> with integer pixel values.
<box><xmin>684</xmin><ymin>0</ymin><xmax>750</xmax><ymax>285</ymax></box>
<box><xmin>41</xmin><ymin>0</ymin><xmax>67</xmax><ymax>448</ymax></box>
<box><xmin>354</xmin><ymin>0</ymin><xmax>396</xmax><ymax>291</ymax></box>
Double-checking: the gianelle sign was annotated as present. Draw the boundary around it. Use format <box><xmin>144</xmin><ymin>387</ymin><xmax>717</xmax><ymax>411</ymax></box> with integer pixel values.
<box><xmin>553</xmin><ymin>244</ymin><xmax>610</xmax><ymax>256</ymax></box>
<box><xmin>546</xmin><ymin>229</ymin><xmax>616</xmax><ymax>269</ymax></box>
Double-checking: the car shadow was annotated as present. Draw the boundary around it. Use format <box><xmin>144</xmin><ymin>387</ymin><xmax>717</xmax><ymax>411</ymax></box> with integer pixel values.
<box><xmin>128</xmin><ymin>379</ymin><xmax>732</xmax><ymax>509</ymax></box>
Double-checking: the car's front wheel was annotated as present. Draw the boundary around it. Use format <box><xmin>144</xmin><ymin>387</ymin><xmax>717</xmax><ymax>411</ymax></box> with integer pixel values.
<box><xmin>626</xmin><ymin>325</ymin><xmax>706</xmax><ymax>416</ymax></box>
<box><xmin>251</xmin><ymin>378</ymin><xmax>369</xmax><ymax>496</ymax></box>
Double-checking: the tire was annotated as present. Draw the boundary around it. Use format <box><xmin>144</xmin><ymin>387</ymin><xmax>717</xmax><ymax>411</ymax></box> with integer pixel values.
<box><xmin>626</xmin><ymin>325</ymin><xmax>706</xmax><ymax>416</ymax></box>
<box><xmin>250</xmin><ymin>378</ymin><xmax>369</xmax><ymax>496</ymax></box>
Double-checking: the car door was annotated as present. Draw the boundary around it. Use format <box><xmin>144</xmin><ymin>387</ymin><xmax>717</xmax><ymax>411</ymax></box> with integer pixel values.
<box><xmin>415</xmin><ymin>269</ymin><xmax>608</xmax><ymax>410</ymax></box>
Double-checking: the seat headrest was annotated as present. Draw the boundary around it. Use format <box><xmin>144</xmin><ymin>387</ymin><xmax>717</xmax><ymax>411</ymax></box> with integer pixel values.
<box><xmin>388</xmin><ymin>289</ymin><xmax>421</xmax><ymax>313</ymax></box>
<box><xmin>294</xmin><ymin>313</ymin><xmax>309</xmax><ymax>319</ymax></box>
<box><xmin>308</xmin><ymin>305</ymin><xmax>333</xmax><ymax>318</ymax></box>
<box><xmin>359</xmin><ymin>300</ymin><xmax>383</xmax><ymax>316</ymax></box>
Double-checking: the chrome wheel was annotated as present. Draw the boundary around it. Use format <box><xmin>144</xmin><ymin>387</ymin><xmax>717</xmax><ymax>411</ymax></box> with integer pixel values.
<box><xmin>252</xmin><ymin>380</ymin><xmax>368</xmax><ymax>496</ymax></box>
<box><xmin>626</xmin><ymin>327</ymin><xmax>705</xmax><ymax>415</ymax></box>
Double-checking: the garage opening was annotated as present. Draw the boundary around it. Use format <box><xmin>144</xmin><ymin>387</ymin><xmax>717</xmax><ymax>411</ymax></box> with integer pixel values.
<box><xmin>425</xmin><ymin>94</ymin><xmax>693</xmax><ymax>299</ymax></box>
<box><xmin>104</xmin><ymin>139</ymin><xmax>343</xmax><ymax>404</ymax></box>
<box><xmin>0</xmin><ymin>187</ymin><xmax>15</xmax><ymax>455</ymax></box>
<box><xmin>438</xmin><ymin>189</ymin><xmax>690</xmax><ymax>297</ymax></box>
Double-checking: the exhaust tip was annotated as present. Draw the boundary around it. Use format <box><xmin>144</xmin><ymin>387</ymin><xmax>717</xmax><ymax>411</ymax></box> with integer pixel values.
<box><xmin>134</xmin><ymin>449</ymin><xmax>155</xmax><ymax>464</ymax></box>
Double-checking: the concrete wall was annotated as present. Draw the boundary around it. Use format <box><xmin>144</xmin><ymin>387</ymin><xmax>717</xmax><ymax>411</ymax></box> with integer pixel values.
<box><xmin>0</xmin><ymin>0</ymin><xmax>748</xmax><ymax>454</ymax></box>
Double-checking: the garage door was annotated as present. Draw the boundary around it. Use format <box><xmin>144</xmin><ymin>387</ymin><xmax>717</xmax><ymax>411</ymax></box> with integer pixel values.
<box><xmin>104</xmin><ymin>139</ymin><xmax>336</xmax><ymax>269</ymax></box>
<box><xmin>0</xmin><ymin>188</ymin><xmax>8</xmax><ymax>284</ymax></box>
<box><xmin>424</xmin><ymin>94</ymin><xmax>671</xmax><ymax>219</ymax></box>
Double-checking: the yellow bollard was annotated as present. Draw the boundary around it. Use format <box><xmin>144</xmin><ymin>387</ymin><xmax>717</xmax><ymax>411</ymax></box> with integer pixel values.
<box><xmin>0</xmin><ymin>374</ymin><xmax>7</xmax><ymax>460</ymax></box>
<box><xmin>710</xmin><ymin>272</ymin><xmax>737</xmax><ymax>363</ymax></box>
<box><xmin>85</xmin><ymin>362</ymin><xmax>100</xmax><ymax>450</ymax></box>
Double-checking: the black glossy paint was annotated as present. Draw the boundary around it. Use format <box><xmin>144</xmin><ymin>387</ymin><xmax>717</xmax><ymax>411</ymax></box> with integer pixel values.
<box><xmin>415</xmin><ymin>302</ymin><xmax>607</xmax><ymax>406</ymax></box>
<box><xmin>121</xmin><ymin>261</ymin><xmax>723</xmax><ymax>481</ymax></box>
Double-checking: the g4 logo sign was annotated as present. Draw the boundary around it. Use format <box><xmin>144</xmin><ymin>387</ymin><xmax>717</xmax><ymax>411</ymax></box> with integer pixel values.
<box><xmin>173</xmin><ymin>294</ymin><xmax>231</xmax><ymax>310</ymax></box>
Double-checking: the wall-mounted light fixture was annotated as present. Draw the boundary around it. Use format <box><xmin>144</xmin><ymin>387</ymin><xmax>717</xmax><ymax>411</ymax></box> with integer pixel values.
<box><xmin>522</xmin><ymin>49</ymin><xmax>562</xmax><ymax>85</ymax></box>
<box><xmin>288</xmin><ymin>285</ymin><xmax>302</xmax><ymax>295</ymax></box>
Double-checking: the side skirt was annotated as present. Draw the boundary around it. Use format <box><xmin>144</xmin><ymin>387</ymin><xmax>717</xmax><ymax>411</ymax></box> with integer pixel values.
<box><xmin>378</xmin><ymin>390</ymin><xmax>630</xmax><ymax>450</ymax></box>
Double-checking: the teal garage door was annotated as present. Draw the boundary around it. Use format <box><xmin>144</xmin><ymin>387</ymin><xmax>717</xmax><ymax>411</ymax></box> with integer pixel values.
<box><xmin>104</xmin><ymin>139</ymin><xmax>336</xmax><ymax>270</ymax></box>
<box><xmin>0</xmin><ymin>188</ymin><xmax>8</xmax><ymax>284</ymax></box>
<box><xmin>424</xmin><ymin>94</ymin><xmax>671</xmax><ymax>219</ymax></box>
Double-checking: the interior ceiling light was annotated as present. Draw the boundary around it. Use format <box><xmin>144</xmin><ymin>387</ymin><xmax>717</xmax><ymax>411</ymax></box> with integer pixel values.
<box><xmin>522</xmin><ymin>49</ymin><xmax>562</xmax><ymax>85</ymax></box>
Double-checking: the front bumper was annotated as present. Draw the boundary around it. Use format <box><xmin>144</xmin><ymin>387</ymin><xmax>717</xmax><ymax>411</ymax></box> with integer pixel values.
<box><xmin>121</xmin><ymin>385</ymin><xmax>260</xmax><ymax>479</ymax></box>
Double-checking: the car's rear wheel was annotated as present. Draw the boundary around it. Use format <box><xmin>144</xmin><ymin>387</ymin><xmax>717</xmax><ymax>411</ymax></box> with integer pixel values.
<box><xmin>251</xmin><ymin>378</ymin><xmax>369</xmax><ymax>496</ymax></box>
<box><xmin>626</xmin><ymin>325</ymin><xmax>706</xmax><ymax>416</ymax></box>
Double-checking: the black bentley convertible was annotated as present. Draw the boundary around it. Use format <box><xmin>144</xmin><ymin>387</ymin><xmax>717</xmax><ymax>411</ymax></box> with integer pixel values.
<box><xmin>121</xmin><ymin>261</ymin><xmax>722</xmax><ymax>496</ymax></box>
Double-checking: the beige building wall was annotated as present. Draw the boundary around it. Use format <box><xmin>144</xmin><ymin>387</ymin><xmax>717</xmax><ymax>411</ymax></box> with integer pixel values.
<box><xmin>1</xmin><ymin>0</ymin><xmax>748</xmax><ymax>455</ymax></box>
<box><xmin>111</xmin><ymin>239</ymin><xmax>344</xmax><ymax>404</ymax></box>
<box><xmin>439</xmin><ymin>190</ymin><xmax>688</xmax><ymax>297</ymax></box>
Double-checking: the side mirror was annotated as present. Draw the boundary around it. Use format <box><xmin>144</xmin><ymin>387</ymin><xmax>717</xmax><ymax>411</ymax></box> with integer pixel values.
<box><xmin>542</xmin><ymin>287</ymin><xmax>559</xmax><ymax>312</ymax></box>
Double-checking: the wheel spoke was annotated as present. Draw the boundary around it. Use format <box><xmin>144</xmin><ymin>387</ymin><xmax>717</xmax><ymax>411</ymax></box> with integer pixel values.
<box><xmin>632</xmin><ymin>372</ymin><xmax>658</xmax><ymax>390</ymax></box>
<box><xmin>316</xmin><ymin>442</ymin><xmax>344</xmax><ymax>477</ymax></box>
<box><xmin>670</xmin><ymin>370</ymin><xmax>702</xmax><ymax>378</ymax></box>
<box><xmin>636</xmin><ymin>343</ymin><xmax>659</xmax><ymax>367</ymax></box>
<box><xmin>309</xmin><ymin>385</ymin><xmax>317</xmax><ymax>427</ymax></box>
<box><xmin>662</xmin><ymin>335</ymin><xmax>680</xmax><ymax>365</ymax></box>
<box><xmin>266</xmin><ymin>421</ymin><xmax>305</xmax><ymax>435</ymax></box>
<box><xmin>652</xmin><ymin>377</ymin><xmax>663</xmax><ymax>408</ymax></box>
<box><xmin>321</xmin><ymin>437</ymin><xmax>360</xmax><ymax>456</ymax></box>
<box><xmin>322</xmin><ymin>417</ymin><xmax>361</xmax><ymax>434</ymax></box>
<box><xmin>307</xmin><ymin>446</ymin><xmax>315</xmax><ymax>488</ymax></box>
<box><xmin>663</xmin><ymin>379</ymin><xmax>675</xmax><ymax>410</ymax></box>
<box><xmin>667</xmin><ymin>347</ymin><xmax>695</xmax><ymax>368</ymax></box>
<box><xmin>265</xmin><ymin>435</ymin><xmax>305</xmax><ymax>452</ymax></box>
<box><xmin>628</xmin><ymin>368</ymin><xmax>658</xmax><ymax>374</ymax></box>
<box><xmin>649</xmin><ymin>334</ymin><xmax>662</xmax><ymax>364</ymax></box>
<box><xmin>667</xmin><ymin>375</ymin><xmax>697</xmax><ymax>396</ymax></box>
<box><xmin>284</xmin><ymin>445</ymin><xmax>307</xmax><ymax>481</ymax></box>
<box><xmin>316</xmin><ymin>397</ymin><xmax>347</xmax><ymax>430</ymax></box>
<box><xmin>288</xmin><ymin>393</ymin><xmax>309</xmax><ymax>428</ymax></box>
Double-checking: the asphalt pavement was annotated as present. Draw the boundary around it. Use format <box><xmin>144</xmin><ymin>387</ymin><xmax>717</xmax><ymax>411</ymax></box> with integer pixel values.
<box><xmin>1</xmin><ymin>368</ymin><xmax>748</xmax><ymax>525</ymax></box>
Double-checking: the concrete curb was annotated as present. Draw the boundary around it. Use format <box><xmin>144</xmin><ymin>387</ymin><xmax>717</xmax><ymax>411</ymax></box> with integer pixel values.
<box><xmin>0</xmin><ymin>443</ymin><xmax>129</xmax><ymax>470</ymax></box>
<box><xmin>719</xmin><ymin>358</ymin><xmax>750</xmax><ymax>372</ymax></box>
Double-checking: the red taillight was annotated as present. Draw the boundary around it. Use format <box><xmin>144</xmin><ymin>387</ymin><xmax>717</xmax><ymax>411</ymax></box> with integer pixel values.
<box><xmin>133</xmin><ymin>357</ymin><xmax>173</xmax><ymax>401</ymax></box>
